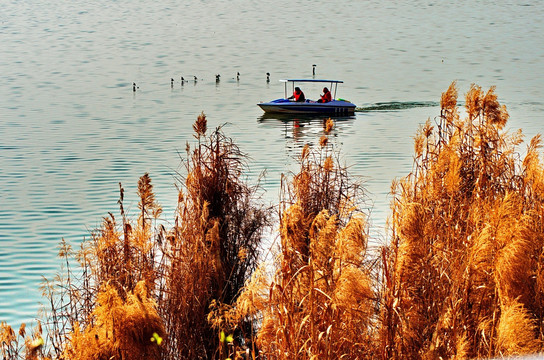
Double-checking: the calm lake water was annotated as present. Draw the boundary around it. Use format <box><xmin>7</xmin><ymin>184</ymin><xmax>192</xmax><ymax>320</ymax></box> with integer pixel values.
<box><xmin>1</xmin><ymin>0</ymin><xmax>543</xmax><ymax>328</ymax></box>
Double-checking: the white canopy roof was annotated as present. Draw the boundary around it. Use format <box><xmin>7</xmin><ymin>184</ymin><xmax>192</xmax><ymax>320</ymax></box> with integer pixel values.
<box><xmin>279</xmin><ymin>79</ymin><xmax>344</xmax><ymax>83</ymax></box>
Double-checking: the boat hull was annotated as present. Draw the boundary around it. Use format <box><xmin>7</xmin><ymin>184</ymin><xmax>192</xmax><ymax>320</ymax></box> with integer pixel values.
<box><xmin>258</xmin><ymin>99</ymin><xmax>356</xmax><ymax>115</ymax></box>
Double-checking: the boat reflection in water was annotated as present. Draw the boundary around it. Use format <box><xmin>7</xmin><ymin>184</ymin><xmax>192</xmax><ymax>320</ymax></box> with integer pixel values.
<box><xmin>257</xmin><ymin>112</ymin><xmax>356</xmax><ymax>151</ymax></box>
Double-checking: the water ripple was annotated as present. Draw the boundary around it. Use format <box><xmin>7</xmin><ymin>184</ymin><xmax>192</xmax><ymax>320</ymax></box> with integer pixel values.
<box><xmin>1</xmin><ymin>0</ymin><xmax>543</xmax><ymax>330</ymax></box>
<box><xmin>357</xmin><ymin>101</ymin><xmax>439</xmax><ymax>112</ymax></box>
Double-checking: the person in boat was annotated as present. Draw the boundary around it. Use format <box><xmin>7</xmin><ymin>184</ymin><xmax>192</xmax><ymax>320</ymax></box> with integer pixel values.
<box><xmin>288</xmin><ymin>87</ymin><xmax>306</xmax><ymax>102</ymax></box>
<box><xmin>317</xmin><ymin>87</ymin><xmax>332</xmax><ymax>103</ymax></box>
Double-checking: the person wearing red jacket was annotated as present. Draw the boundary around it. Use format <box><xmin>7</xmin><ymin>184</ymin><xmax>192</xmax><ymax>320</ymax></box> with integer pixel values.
<box><xmin>317</xmin><ymin>87</ymin><xmax>332</xmax><ymax>103</ymax></box>
<box><xmin>288</xmin><ymin>87</ymin><xmax>306</xmax><ymax>102</ymax></box>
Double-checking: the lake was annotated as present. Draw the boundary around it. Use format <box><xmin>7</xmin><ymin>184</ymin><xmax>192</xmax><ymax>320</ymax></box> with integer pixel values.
<box><xmin>1</xmin><ymin>0</ymin><xmax>543</xmax><ymax>328</ymax></box>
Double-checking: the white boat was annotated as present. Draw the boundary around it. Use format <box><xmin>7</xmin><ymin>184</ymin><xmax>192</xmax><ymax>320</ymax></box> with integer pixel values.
<box><xmin>257</xmin><ymin>79</ymin><xmax>356</xmax><ymax>115</ymax></box>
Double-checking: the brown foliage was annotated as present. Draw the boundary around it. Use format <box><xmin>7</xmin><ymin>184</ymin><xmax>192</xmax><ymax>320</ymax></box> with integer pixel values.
<box><xmin>0</xmin><ymin>321</ymin><xmax>47</xmax><ymax>360</ymax></box>
<box><xmin>8</xmin><ymin>85</ymin><xmax>544</xmax><ymax>360</ymax></box>
<box><xmin>36</xmin><ymin>113</ymin><xmax>270</xmax><ymax>360</ymax></box>
<box><xmin>380</xmin><ymin>82</ymin><xmax>544</xmax><ymax>359</ymax></box>
<box><xmin>234</xmin><ymin>122</ymin><xmax>378</xmax><ymax>359</ymax></box>
<box><xmin>37</xmin><ymin>175</ymin><xmax>164</xmax><ymax>360</ymax></box>
<box><xmin>62</xmin><ymin>281</ymin><xmax>164</xmax><ymax>360</ymax></box>
<box><xmin>156</xmin><ymin>115</ymin><xmax>271</xmax><ymax>359</ymax></box>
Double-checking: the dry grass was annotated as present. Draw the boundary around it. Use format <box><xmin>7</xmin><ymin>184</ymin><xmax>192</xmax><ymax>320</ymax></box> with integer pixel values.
<box><xmin>158</xmin><ymin>113</ymin><xmax>271</xmax><ymax>359</ymax></box>
<box><xmin>380</xmin><ymin>82</ymin><xmax>544</xmax><ymax>359</ymax></box>
<box><xmin>28</xmin><ymin>113</ymin><xmax>270</xmax><ymax>360</ymax></box>
<box><xmin>3</xmin><ymin>85</ymin><xmax>544</xmax><ymax>360</ymax></box>
<box><xmin>0</xmin><ymin>321</ymin><xmax>47</xmax><ymax>360</ymax></box>
<box><xmin>61</xmin><ymin>281</ymin><xmax>164</xmax><ymax>360</ymax></box>
<box><xmin>232</xmin><ymin>119</ymin><xmax>378</xmax><ymax>359</ymax></box>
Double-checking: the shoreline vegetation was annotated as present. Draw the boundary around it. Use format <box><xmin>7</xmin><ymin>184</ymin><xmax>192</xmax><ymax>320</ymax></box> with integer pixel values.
<box><xmin>2</xmin><ymin>82</ymin><xmax>544</xmax><ymax>359</ymax></box>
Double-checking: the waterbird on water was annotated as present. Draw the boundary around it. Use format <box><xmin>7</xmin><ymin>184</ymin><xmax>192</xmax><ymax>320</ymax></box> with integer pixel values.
<box><xmin>171</xmin><ymin>78</ymin><xmax>174</xmax><ymax>87</ymax></box>
<box><xmin>181</xmin><ymin>76</ymin><xmax>185</xmax><ymax>85</ymax></box>
<box><xmin>312</xmin><ymin>64</ymin><xmax>316</xmax><ymax>76</ymax></box>
<box><xmin>133</xmin><ymin>82</ymin><xmax>138</xmax><ymax>92</ymax></box>
<box><xmin>215</xmin><ymin>74</ymin><xmax>220</xmax><ymax>82</ymax></box>
<box><xmin>266</xmin><ymin>72</ymin><xmax>270</xmax><ymax>82</ymax></box>
<box><xmin>236</xmin><ymin>72</ymin><xmax>240</xmax><ymax>81</ymax></box>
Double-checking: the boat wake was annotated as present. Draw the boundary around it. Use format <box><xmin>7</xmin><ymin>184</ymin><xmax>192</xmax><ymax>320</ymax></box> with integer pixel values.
<box><xmin>355</xmin><ymin>101</ymin><xmax>439</xmax><ymax>112</ymax></box>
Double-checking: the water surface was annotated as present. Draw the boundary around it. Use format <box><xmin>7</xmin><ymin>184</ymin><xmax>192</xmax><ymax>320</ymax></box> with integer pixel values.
<box><xmin>1</xmin><ymin>0</ymin><xmax>543</xmax><ymax>327</ymax></box>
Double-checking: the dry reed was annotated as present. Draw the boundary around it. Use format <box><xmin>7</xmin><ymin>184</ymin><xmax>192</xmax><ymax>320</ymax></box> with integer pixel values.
<box><xmin>233</xmin><ymin>119</ymin><xmax>378</xmax><ymax>359</ymax></box>
<box><xmin>380</xmin><ymin>82</ymin><xmax>544</xmax><ymax>359</ymax></box>
<box><xmin>158</xmin><ymin>113</ymin><xmax>271</xmax><ymax>359</ymax></box>
<box><xmin>4</xmin><ymin>85</ymin><xmax>544</xmax><ymax>360</ymax></box>
<box><xmin>0</xmin><ymin>321</ymin><xmax>47</xmax><ymax>360</ymax></box>
<box><xmin>31</xmin><ymin>113</ymin><xmax>270</xmax><ymax>360</ymax></box>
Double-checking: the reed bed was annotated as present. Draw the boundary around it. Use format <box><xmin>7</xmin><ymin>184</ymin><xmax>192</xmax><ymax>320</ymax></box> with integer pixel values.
<box><xmin>0</xmin><ymin>113</ymin><xmax>270</xmax><ymax>360</ymax></box>
<box><xmin>231</xmin><ymin>118</ymin><xmax>378</xmax><ymax>359</ymax></box>
<box><xmin>2</xmin><ymin>84</ymin><xmax>544</xmax><ymax>359</ymax></box>
<box><xmin>159</xmin><ymin>113</ymin><xmax>271</xmax><ymax>359</ymax></box>
<box><xmin>380</xmin><ymin>82</ymin><xmax>544</xmax><ymax>359</ymax></box>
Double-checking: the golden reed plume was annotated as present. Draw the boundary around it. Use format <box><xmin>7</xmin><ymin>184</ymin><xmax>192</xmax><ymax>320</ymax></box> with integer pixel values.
<box><xmin>155</xmin><ymin>114</ymin><xmax>271</xmax><ymax>359</ymax></box>
<box><xmin>380</xmin><ymin>82</ymin><xmax>544</xmax><ymax>359</ymax></box>
<box><xmin>32</xmin><ymin>114</ymin><xmax>269</xmax><ymax>360</ymax></box>
<box><xmin>233</xmin><ymin>120</ymin><xmax>378</xmax><ymax>359</ymax></box>
<box><xmin>6</xmin><ymin>84</ymin><xmax>544</xmax><ymax>359</ymax></box>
